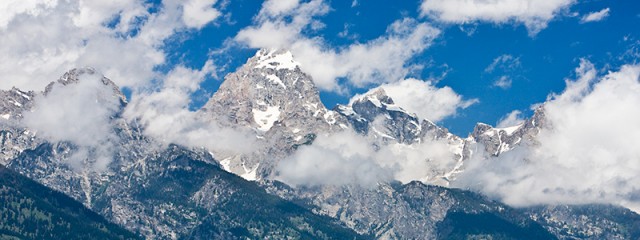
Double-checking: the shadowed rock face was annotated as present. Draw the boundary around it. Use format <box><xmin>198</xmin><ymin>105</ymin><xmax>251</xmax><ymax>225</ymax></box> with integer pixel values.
<box><xmin>0</xmin><ymin>165</ymin><xmax>142</xmax><ymax>240</ymax></box>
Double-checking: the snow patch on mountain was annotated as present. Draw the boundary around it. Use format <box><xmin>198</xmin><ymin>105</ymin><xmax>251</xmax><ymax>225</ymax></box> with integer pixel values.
<box><xmin>263</xmin><ymin>73</ymin><xmax>286</xmax><ymax>89</ymax></box>
<box><xmin>254</xmin><ymin>49</ymin><xmax>300</xmax><ymax>70</ymax></box>
<box><xmin>252</xmin><ymin>106</ymin><xmax>281</xmax><ymax>131</ymax></box>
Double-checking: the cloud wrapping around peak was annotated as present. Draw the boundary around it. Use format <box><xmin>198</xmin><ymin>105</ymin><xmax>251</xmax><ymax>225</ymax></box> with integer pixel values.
<box><xmin>22</xmin><ymin>72</ymin><xmax>122</xmax><ymax>171</ymax></box>
<box><xmin>580</xmin><ymin>8</ymin><xmax>610</xmax><ymax>23</ymax></box>
<box><xmin>455</xmin><ymin>60</ymin><xmax>640</xmax><ymax>212</ymax></box>
<box><xmin>420</xmin><ymin>0</ymin><xmax>576</xmax><ymax>35</ymax></box>
<box><xmin>235</xmin><ymin>0</ymin><xmax>440</xmax><ymax>92</ymax></box>
<box><xmin>360</xmin><ymin>78</ymin><xmax>478</xmax><ymax>122</ymax></box>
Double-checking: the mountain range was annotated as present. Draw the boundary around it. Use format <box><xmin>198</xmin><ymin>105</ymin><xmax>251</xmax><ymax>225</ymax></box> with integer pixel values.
<box><xmin>1</xmin><ymin>49</ymin><xmax>639</xmax><ymax>239</ymax></box>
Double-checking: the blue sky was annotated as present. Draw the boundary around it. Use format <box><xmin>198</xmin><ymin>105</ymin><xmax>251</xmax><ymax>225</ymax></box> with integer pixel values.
<box><xmin>162</xmin><ymin>0</ymin><xmax>640</xmax><ymax>136</ymax></box>
<box><xmin>1</xmin><ymin>0</ymin><xmax>639</xmax><ymax>136</ymax></box>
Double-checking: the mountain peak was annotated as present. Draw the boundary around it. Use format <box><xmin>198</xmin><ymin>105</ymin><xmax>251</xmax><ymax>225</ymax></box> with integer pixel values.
<box><xmin>44</xmin><ymin>67</ymin><xmax>127</xmax><ymax>104</ymax></box>
<box><xmin>202</xmin><ymin>49</ymin><xmax>338</xmax><ymax>130</ymax></box>
<box><xmin>350</xmin><ymin>88</ymin><xmax>395</xmax><ymax>106</ymax></box>
<box><xmin>348</xmin><ymin>87</ymin><xmax>414</xmax><ymax>118</ymax></box>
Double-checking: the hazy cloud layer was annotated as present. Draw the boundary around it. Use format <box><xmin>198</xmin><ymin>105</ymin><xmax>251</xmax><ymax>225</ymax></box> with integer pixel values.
<box><xmin>420</xmin><ymin>0</ymin><xmax>575</xmax><ymax>35</ymax></box>
<box><xmin>235</xmin><ymin>0</ymin><xmax>440</xmax><ymax>92</ymax></box>
<box><xmin>455</xmin><ymin>60</ymin><xmax>640</xmax><ymax>212</ymax></box>
<box><xmin>0</xmin><ymin>0</ymin><xmax>223</xmax><ymax>91</ymax></box>
<box><xmin>277</xmin><ymin>129</ymin><xmax>460</xmax><ymax>187</ymax></box>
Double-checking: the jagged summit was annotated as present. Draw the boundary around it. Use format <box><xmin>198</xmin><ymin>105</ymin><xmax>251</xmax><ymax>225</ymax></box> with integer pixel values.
<box><xmin>471</xmin><ymin>107</ymin><xmax>547</xmax><ymax>156</ymax></box>
<box><xmin>201</xmin><ymin>48</ymin><xmax>343</xmax><ymax>132</ymax></box>
<box><xmin>335</xmin><ymin>86</ymin><xmax>453</xmax><ymax>144</ymax></box>
<box><xmin>199</xmin><ymin>48</ymin><xmax>347</xmax><ymax>179</ymax></box>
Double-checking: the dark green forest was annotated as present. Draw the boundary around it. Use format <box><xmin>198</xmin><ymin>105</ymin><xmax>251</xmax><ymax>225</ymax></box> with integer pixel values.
<box><xmin>0</xmin><ymin>165</ymin><xmax>140</xmax><ymax>240</ymax></box>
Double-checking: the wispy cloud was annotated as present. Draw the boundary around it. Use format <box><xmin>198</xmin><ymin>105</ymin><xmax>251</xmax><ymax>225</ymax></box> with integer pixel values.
<box><xmin>496</xmin><ymin>110</ymin><xmax>524</xmax><ymax>128</ymax></box>
<box><xmin>580</xmin><ymin>8</ymin><xmax>610</xmax><ymax>23</ymax></box>
<box><xmin>124</xmin><ymin>61</ymin><xmax>258</xmax><ymax>156</ymax></box>
<box><xmin>485</xmin><ymin>54</ymin><xmax>522</xmax><ymax>90</ymax></box>
<box><xmin>493</xmin><ymin>76</ymin><xmax>513</xmax><ymax>89</ymax></box>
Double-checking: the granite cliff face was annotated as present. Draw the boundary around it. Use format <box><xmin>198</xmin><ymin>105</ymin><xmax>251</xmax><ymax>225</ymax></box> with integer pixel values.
<box><xmin>0</xmin><ymin>50</ymin><xmax>638</xmax><ymax>239</ymax></box>
<box><xmin>200</xmin><ymin>49</ymin><xmax>470</xmax><ymax>185</ymax></box>
<box><xmin>200</xmin><ymin>49</ymin><xmax>349</xmax><ymax>180</ymax></box>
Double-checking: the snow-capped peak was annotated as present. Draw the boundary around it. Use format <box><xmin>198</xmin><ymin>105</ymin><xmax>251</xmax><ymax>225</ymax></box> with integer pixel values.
<box><xmin>253</xmin><ymin>48</ymin><xmax>300</xmax><ymax>70</ymax></box>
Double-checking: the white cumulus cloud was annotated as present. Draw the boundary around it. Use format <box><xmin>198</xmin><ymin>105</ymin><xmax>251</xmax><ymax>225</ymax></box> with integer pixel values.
<box><xmin>0</xmin><ymin>0</ymin><xmax>223</xmax><ymax>91</ymax></box>
<box><xmin>420</xmin><ymin>0</ymin><xmax>575</xmax><ymax>35</ymax></box>
<box><xmin>455</xmin><ymin>60</ymin><xmax>640</xmax><ymax>212</ymax></box>
<box><xmin>182</xmin><ymin>0</ymin><xmax>222</xmax><ymax>29</ymax></box>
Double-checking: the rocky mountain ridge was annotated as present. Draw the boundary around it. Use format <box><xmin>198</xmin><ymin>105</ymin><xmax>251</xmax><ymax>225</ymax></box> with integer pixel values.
<box><xmin>0</xmin><ymin>49</ymin><xmax>638</xmax><ymax>239</ymax></box>
<box><xmin>0</xmin><ymin>67</ymin><xmax>365</xmax><ymax>239</ymax></box>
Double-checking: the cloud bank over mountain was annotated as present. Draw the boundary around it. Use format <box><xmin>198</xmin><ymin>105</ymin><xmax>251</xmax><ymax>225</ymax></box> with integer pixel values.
<box><xmin>455</xmin><ymin>60</ymin><xmax>640</xmax><ymax>212</ymax></box>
